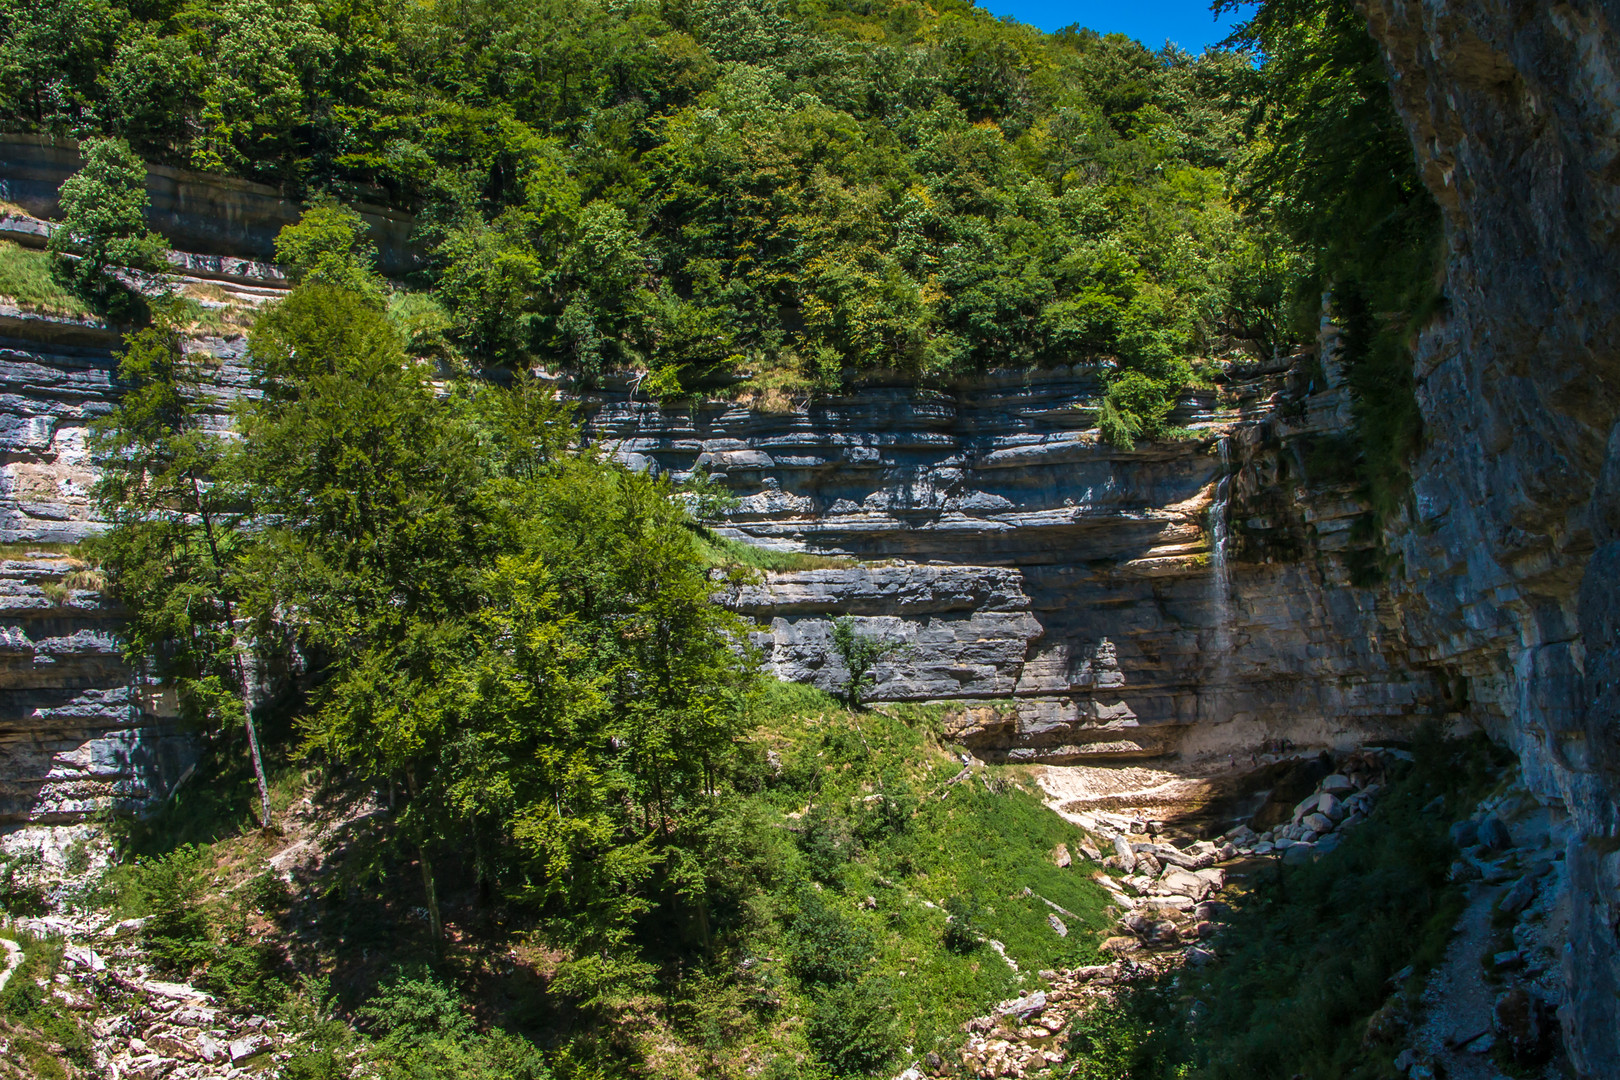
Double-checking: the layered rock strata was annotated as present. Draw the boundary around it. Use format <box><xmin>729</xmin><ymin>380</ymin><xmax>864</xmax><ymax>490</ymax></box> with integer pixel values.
<box><xmin>0</xmin><ymin>553</ymin><xmax>192</xmax><ymax>825</ymax></box>
<box><xmin>0</xmin><ymin>322</ymin><xmax>250</xmax><ymax>824</ymax></box>
<box><xmin>0</xmin><ymin>325</ymin><xmax>253</xmax><ymax>544</ymax></box>
<box><xmin>0</xmin><ymin>135</ymin><xmax>415</xmax><ymax>275</ymax></box>
<box><xmin>585</xmin><ymin>364</ymin><xmax>1454</xmax><ymax>766</ymax></box>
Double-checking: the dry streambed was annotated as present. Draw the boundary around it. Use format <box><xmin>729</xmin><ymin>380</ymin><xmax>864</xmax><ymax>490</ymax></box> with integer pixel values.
<box><xmin>909</xmin><ymin>749</ymin><xmax>1412</xmax><ymax>1079</ymax></box>
<box><xmin>914</xmin><ymin>748</ymin><xmax>1573</xmax><ymax>1080</ymax></box>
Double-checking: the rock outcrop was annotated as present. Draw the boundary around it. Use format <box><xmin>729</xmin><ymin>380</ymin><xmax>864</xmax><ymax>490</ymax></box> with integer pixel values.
<box><xmin>0</xmin><ymin>325</ymin><xmax>253</xmax><ymax>544</ymax></box>
<box><xmin>1356</xmin><ymin>4</ymin><xmax>1620</xmax><ymax>1074</ymax></box>
<box><xmin>3</xmin><ymin>24</ymin><xmax>1619</xmax><ymax>1064</ymax></box>
<box><xmin>0</xmin><ymin>553</ymin><xmax>193</xmax><ymax>825</ymax></box>
<box><xmin>0</xmin><ymin>134</ymin><xmax>416</xmax><ymax>275</ymax></box>
<box><xmin>0</xmin><ymin>322</ymin><xmax>249</xmax><ymax>824</ymax></box>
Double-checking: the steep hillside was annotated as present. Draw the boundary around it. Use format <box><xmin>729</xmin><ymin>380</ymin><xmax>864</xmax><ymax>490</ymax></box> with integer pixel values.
<box><xmin>0</xmin><ymin>0</ymin><xmax>1296</xmax><ymax>435</ymax></box>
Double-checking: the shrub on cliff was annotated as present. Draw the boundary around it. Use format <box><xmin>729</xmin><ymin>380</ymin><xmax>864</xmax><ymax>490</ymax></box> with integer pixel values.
<box><xmin>830</xmin><ymin>617</ymin><xmax>904</xmax><ymax>708</ymax></box>
<box><xmin>46</xmin><ymin>136</ymin><xmax>166</xmax><ymax>321</ymax></box>
<box><xmin>273</xmin><ymin>197</ymin><xmax>384</xmax><ymax>303</ymax></box>
<box><xmin>1098</xmin><ymin>365</ymin><xmax>1188</xmax><ymax>450</ymax></box>
<box><xmin>131</xmin><ymin>845</ymin><xmax>212</xmax><ymax>976</ymax></box>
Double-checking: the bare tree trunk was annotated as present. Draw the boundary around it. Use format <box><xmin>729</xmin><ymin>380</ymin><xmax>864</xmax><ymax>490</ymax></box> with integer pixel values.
<box><xmin>695</xmin><ymin>896</ymin><xmax>712</xmax><ymax>960</ymax></box>
<box><xmin>233</xmin><ymin>633</ymin><xmax>273</xmax><ymax>831</ymax></box>
<box><xmin>193</xmin><ymin>479</ymin><xmax>272</xmax><ymax>831</ymax></box>
<box><xmin>419</xmin><ymin>843</ymin><xmax>444</xmax><ymax>956</ymax></box>
<box><xmin>405</xmin><ymin>769</ymin><xmax>443</xmax><ymax>955</ymax></box>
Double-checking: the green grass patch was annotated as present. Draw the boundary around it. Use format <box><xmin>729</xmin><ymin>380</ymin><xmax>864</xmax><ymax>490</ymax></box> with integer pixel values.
<box><xmin>0</xmin><ymin>542</ymin><xmax>87</xmax><ymax>560</ymax></box>
<box><xmin>737</xmin><ymin>683</ymin><xmax>1115</xmax><ymax>1064</ymax></box>
<box><xmin>693</xmin><ymin>528</ymin><xmax>858</xmax><ymax>572</ymax></box>
<box><xmin>0</xmin><ymin>241</ymin><xmax>91</xmax><ymax>318</ymax></box>
<box><xmin>0</xmin><ymin>930</ymin><xmax>92</xmax><ymax>1080</ymax></box>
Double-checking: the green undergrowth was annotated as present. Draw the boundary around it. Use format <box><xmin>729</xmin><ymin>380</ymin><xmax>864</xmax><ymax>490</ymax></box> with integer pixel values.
<box><xmin>0</xmin><ymin>541</ymin><xmax>89</xmax><ymax>561</ymax></box>
<box><xmin>0</xmin><ymin>241</ymin><xmax>91</xmax><ymax>319</ymax></box>
<box><xmin>738</xmin><ymin>682</ymin><xmax>1114</xmax><ymax>1063</ymax></box>
<box><xmin>67</xmin><ymin>679</ymin><xmax>1114</xmax><ymax>1079</ymax></box>
<box><xmin>1</xmin><ymin>691</ymin><xmax>1519</xmax><ymax>1080</ymax></box>
<box><xmin>1070</xmin><ymin>729</ymin><xmax>1512</xmax><ymax>1080</ymax></box>
<box><xmin>0</xmin><ymin>928</ymin><xmax>93</xmax><ymax>1079</ymax></box>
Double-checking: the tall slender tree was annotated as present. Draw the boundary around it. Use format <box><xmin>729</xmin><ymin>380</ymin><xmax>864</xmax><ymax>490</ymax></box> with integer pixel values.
<box><xmin>89</xmin><ymin>317</ymin><xmax>274</xmax><ymax>828</ymax></box>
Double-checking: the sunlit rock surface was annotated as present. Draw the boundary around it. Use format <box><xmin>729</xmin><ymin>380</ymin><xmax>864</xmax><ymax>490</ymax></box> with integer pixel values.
<box><xmin>585</xmin><ymin>366</ymin><xmax>1453</xmax><ymax>765</ymax></box>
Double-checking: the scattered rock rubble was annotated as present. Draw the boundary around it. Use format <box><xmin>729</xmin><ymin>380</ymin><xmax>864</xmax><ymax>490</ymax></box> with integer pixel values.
<box><xmin>1085</xmin><ymin>749</ymin><xmax>1402</xmax><ymax>957</ymax></box>
<box><xmin>908</xmin><ymin>749</ymin><xmax>1407</xmax><ymax>1079</ymax></box>
<box><xmin>1209</xmin><ymin>748</ymin><xmax>1406</xmax><ymax>864</ymax></box>
<box><xmin>11</xmin><ymin>913</ymin><xmax>294</xmax><ymax>1080</ymax></box>
<box><xmin>0</xmin><ymin>794</ymin><xmax>402</xmax><ymax>1080</ymax></box>
<box><xmin>924</xmin><ymin>751</ymin><xmax>1577</xmax><ymax>1080</ymax></box>
<box><xmin>952</xmin><ymin>963</ymin><xmax>1149</xmax><ymax>1080</ymax></box>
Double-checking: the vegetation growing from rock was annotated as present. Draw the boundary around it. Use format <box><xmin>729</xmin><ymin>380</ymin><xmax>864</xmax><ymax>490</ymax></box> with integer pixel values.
<box><xmin>45</xmin><ymin>136</ymin><xmax>166</xmax><ymax>321</ymax></box>
<box><xmin>0</xmin><ymin>0</ymin><xmax>1486</xmax><ymax>1077</ymax></box>
<box><xmin>10</xmin><ymin>682</ymin><xmax>1115</xmax><ymax>1078</ymax></box>
<box><xmin>0</xmin><ymin>241</ymin><xmax>92</xmax><ymax>318</ymax></box>
<box><xmin>832</xmin><ymin>615</ymin><xmax>907</xmax><ymax>708</ymax></box>
<box><xmin>1220</xmin><ymin>0</ymin><xmax>1442</xmax><ymax>527</ymax></box>
<box><xmin>6</xmin><ymin>0</ymin><xmax>1441</xmax><ymax>471</ymax></box>
<box><xmin>88</xmin><ymin>318</ymin><xmax>277</xmax><ymax>827</ymax></box>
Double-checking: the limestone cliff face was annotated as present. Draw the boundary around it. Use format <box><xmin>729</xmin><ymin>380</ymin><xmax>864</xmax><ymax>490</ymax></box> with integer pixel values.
<box><xmin>0</xmin><ymin>322</ymin><xmax>251</xmax><ymax>544</ymax></box>
<box><xmin>3</xmin><ymin>56</ymin><xmax>1614</xmax><ymax>1061</ymax></box>
<box><xmin>1359</xmin><ymin>3</ymin><xmax>1620</xmax><ymax>1073</ymax></box>
<box><xmin>0</xmin><ymin>319</ymin><xmax>246</xmax><ymax>825</ymax></box>
<box><xmin>0</xmin><ymin>309</ymin><xmax>1439</xmax><ymax>791</ymax></box>
<box><xmin>0</xmin><ymin>553</ymin><xmax>193</xmax><ymax>825</ymax></box>
<box><xmin>585</xmin><ymin>364</ymin><xmax>1451</xmax><ymax>767</ymax></box>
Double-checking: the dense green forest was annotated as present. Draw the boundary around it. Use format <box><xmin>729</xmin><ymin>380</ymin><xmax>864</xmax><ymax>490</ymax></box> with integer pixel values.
<box><xmin>2</xmin><ymin>0</ymin><xmax>1437</xmax><ymax>452</ymax></box>
<box><xmin>2</xmin><ymin>0</ymin><xmax>1320</xmax><ymax>439</ymax></box>
<box><xmin>0</xmin><ymin>0</ymin><xmax>1453</xmax><ymax>1077</ymax></box>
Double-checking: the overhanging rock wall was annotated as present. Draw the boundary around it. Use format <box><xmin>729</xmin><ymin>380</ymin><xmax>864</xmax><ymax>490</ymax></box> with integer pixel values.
<box><xmin>1360</xmin><ymin>3</ymin><xmax>1620</xmax><ymax>1074</ymax></box>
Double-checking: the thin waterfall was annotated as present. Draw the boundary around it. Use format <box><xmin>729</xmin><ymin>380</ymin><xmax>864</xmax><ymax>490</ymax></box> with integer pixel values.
<box><xmin>1210</xmin><ymin>437</ymin><xmax>1234</xmax><ymax>657</ymax></box>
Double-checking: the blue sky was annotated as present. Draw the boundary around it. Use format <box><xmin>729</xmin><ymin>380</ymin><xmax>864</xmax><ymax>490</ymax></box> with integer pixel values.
<box><xmin>978</xmin><ymin>1</ymin><xmax>1250</xmax><ymax>53</ymax></box>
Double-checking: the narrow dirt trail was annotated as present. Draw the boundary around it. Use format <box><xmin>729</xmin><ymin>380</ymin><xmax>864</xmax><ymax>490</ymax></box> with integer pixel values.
<box><xmin>1410</xmin><ymin>879</ymin><xmax>1506</xmax><ymax>1080</ymax></box>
